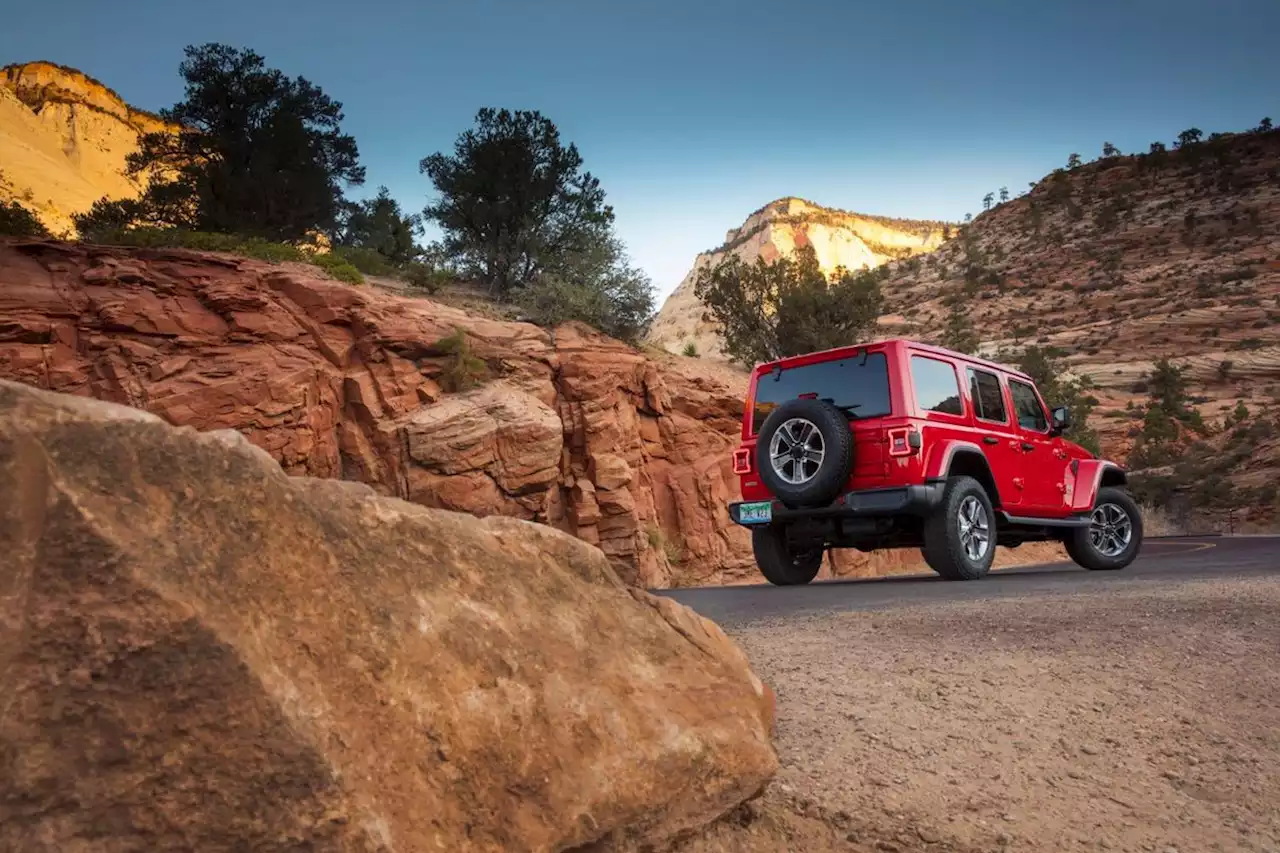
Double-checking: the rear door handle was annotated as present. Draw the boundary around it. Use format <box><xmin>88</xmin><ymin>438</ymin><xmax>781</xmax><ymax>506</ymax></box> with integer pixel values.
<box><xmin>982</xmin><ymin>436</ymin><xmax>999</xmax><ymax>445</ymax></box>
<box><xmin>1021</xmin><ymin>442</ymin><xmax>1035</xmax><ymax>452</ymax></box>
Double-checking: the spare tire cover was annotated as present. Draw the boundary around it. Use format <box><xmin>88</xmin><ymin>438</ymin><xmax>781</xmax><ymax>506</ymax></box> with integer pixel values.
<box><xmin>755</xmin><ymin>397</ymin><xmax>855</xmax><ymax>509</ymax></box>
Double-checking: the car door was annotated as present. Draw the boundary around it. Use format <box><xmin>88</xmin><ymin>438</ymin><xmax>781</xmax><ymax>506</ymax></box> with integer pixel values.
<box><xmin>965</xmin><ymin>367</ymin><xmax>1023</xmax><ymax>508</ymax></box>
<box><xmin>1007</xmin><ymin>378</ymin><xmax>1068</xmax><ymax>515</ymax></box>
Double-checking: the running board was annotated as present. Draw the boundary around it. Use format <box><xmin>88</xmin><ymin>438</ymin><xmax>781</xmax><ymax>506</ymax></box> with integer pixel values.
<box><xmin>999</xmin><ymin>513</ymin><xmax>1090</xmax><ymax>528</ymax></box>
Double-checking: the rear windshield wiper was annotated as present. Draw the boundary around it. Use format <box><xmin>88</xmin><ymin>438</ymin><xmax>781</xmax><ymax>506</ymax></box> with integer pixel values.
<box><xmin>821</xmin><ymin>399</ymin><xmax>863</xmax><ymax>418</ymax></box>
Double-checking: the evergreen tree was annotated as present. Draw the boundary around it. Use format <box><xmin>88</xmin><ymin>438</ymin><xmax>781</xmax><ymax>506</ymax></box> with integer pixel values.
<box><xmin>85</xmin><ymin>44</ymin><xmax>365</xmax><ymax>241</ymax></box>
<box><xmin>338</xmin><ymin>187</ymin><xmax>422</xmax><ymax>264</ymax></box>
<box><xmin>982</xmin><ymin>193</ymin><xmax>994</xmax><ymax>211</ymax></box>
<box><xmin>1102</xmin><ymin>141</ymin><xmax>1120</xmax><ymax>157</ymax></box>
<box><xmin>421</xmin><ymin>108</ymin><xmax>612</xmax><ymax>296</ymax></box>
<box><xmin>940</xmin><ymin>300</ymin><xmax>979</xmax><ymax>354</ymax></box>
<box><xmin>998</xmin><ymin>186</ymin><xmax>1009</xmax><ymax>204</ymax></box>
<box><xmin>694</xmin><ymin>245</ymin><xmax>882</xmax><ymax>365</ymax></box>
<box><xmin>0</xmin><ymin>200</ymin><xmax>49</xmax><ymax>237</ymax></box>
<box><xmin>1175</xmin><ymin>128</ymin><xmax>1203</xmax><ymax>148</ymax></box>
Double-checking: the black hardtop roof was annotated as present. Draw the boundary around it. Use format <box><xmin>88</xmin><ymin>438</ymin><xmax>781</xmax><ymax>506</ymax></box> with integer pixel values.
<box><xmin>758</xmin><ymin>339</ymin><xmax>1034</xmax><ymax>383</ymax></box>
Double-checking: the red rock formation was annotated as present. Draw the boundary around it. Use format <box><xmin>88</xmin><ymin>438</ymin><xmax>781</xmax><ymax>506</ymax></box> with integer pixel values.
<box><xmin>0</xmin><ymin>239</ymin><xmax>758</xmax><ymax>586</ymax></box>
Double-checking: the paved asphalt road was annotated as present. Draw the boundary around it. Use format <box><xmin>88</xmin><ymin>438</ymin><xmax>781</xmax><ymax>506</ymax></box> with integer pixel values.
<box><xmin>660</xmin><ymin>536</ymin><xmax>1280</xmax><ymax>627</ymax></box>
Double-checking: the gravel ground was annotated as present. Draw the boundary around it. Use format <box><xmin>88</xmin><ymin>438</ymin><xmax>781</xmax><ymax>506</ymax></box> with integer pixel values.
<box><xmin>683</xmin><ymin>575</ymin><xmax>1280</xmax><ymax>853</ymax></box>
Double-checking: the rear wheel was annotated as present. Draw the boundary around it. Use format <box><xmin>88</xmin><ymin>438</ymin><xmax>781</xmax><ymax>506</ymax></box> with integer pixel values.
<box><xmin>921</xmin><ymin>476</ymin><xmax>996</xmax><ymax>581</ymax></box>
<box><xmin>753</xmin><ymin>526</ymin><xmax>823</xmax><ymax>586</ymax></box>
<box><xmin>1065</xmin><ymin>487</ymin><xmax>1143</xmax><ymax>570</ymax></box>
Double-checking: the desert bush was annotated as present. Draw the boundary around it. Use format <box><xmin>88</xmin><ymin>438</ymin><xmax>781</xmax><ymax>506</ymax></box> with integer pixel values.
<box><xmin>514</xmin><ymin>272</ymin><xmax>652</xmax><ymax>344</ymax></box>
<box><xmin>330</xmin><ymin>245</ymin><xmax>397</xmax><ymax>277</ymax></box>
<box><xmin>402</xmin><ymin>261</ymin><xmax>453</xmax><ymax>294</ymax></box>
<box><xmin>82</xmin><ymin>227</ymin><xmax>303</xmax><ymax>260</ymax></box>
<box><xmin>432</xmin><ymin>328</ymin><xmax>490</xmax><ymax>392</ymax></box>
<box><xmin>308</xmin><ymin>251</ymin><xmax>364</xmax><ymax>285</ymax></box>
<box><xmin>682</xmin><ymin>341</ymin><xmax>698</xmax><ymax>357</ymax></box>
<box><xmin>82</xmin><ymin>227</ymin><xmax>365</xmax><ymax>282</ymax></box>
<box><xmin>646</xmin><ymin>525</ymin><xmax>684</xmax><ymax>565</ymax></box>
<box><xmin>1138</xmin><ymin>502</ymin><xmax>1185</xmax><ymax>537</ymax></box>
<box><xmin>0</xmin><ymin>200</ymin><xmax>49</xmax><ymax>237</ymax></box>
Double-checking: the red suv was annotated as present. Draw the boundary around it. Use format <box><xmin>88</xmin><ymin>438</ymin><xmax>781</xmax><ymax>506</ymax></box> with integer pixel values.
<box><xmin>728</xmin><ymin>339</ymin><xmax>1143</xmax><ymax>585</ymax></box>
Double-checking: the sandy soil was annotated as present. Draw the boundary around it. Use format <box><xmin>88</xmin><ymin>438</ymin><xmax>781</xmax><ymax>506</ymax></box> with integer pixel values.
<box><xmin>677</xmin><ymin>576</ymin><xmax>1280</xmax><ymax>853</ymax></box>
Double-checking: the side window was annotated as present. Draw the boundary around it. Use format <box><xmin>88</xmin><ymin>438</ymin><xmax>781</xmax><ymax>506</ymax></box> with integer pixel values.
<box><xmin>910</xmin><ymin>355</ymin><xmax>964</xmax><ymax>417</ymax></box>
<box><xmin>967</xmin><ymin>369</ymin><xmax>1008</xmax><ymax>424</ymax></box>
<box><xmin>1008</xmin><ymin>380</ymin><xmax>1048</xmax><ymax>432</ymax></box>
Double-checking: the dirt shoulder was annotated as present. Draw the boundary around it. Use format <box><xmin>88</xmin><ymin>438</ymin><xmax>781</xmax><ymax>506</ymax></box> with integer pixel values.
<box><xmin>685</xmin><ymin>575</ymin><xmax>1280</xmax><ymax>853</ymax></box>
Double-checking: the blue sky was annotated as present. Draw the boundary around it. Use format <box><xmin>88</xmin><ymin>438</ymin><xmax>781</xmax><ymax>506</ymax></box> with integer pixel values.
<box><xmin>3</xmin><ymin>0</ymin><xmax>1275</xmax><ymax>300</ymax></box>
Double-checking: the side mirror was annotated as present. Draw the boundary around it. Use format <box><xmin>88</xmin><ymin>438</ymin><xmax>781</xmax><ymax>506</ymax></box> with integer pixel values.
<box><xmin>1050</xmin><ymin>405</ymin><xmax>1071</xmax><ymax>435</ymax></box>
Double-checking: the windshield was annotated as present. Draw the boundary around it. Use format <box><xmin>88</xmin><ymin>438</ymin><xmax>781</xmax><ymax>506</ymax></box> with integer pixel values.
<box><xmin>751</xmin><ymin>352</ymin><xmax>892</xmax><ymax>433</ymax></box>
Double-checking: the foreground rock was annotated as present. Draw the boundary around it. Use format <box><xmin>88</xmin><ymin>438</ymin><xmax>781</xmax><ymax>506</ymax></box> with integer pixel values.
<box><xmin>0</xmin><ymin>380</ymin><xmax>777</xmax><ymax>852</ymax></box>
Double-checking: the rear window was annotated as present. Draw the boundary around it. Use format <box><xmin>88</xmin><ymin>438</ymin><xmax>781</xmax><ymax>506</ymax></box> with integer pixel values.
<box><xmin>751</xmin><ymin>352</ymin><xmax>891</xmax><ymax>433</ymax></box>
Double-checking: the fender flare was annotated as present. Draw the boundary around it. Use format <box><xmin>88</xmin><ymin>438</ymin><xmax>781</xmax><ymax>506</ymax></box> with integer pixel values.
<box><xmin>924</xmin><ymin>439</ymin><xmax>1001</xmax><ymax>506</ymax></box>
<box><xmin>1070</xmin><ymin>460</ymin><xmax>1128</xmax><ymax>512</ymax></box>
<box><xmin>924</xmin><ymin>439</ymin><xmax>986</xmax><ymax>480</ymax></box>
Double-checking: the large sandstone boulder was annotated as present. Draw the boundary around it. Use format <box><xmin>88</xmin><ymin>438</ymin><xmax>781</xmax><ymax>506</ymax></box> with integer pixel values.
<box><xmin>0</xmin><ymin>380</ymin><xmax>777</xmax><ymax>852</ymax></box>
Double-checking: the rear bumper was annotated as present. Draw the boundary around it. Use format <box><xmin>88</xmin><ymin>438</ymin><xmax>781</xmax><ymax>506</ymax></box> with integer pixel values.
<box><xmin>728</xmin><ymin>483</ymin><xmax>945</xmax><ymax>527</ymax></box>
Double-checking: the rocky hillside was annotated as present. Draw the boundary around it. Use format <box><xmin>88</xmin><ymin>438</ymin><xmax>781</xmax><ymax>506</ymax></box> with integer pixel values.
<box><xmin>879</xmin><ymin>126</ymin><xmax>1280</xmax><ymax>526</ymax></box>
<box><xmin>646</xmin><ymin>197</ymin><xmax>949</xmax><ymax>359</ymax></box>
<box><xmin>0</xmin><ymin>62</ymin><xmax>179</xmax><ymax>236</ymax></box>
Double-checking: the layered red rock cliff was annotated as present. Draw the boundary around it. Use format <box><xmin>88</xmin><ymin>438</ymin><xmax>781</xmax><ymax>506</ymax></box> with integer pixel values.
<box><xmin>0</xmin><ymin>239</ymin><xmax>1065</xmax><ymax>584</ymax></box>
<box><xmin>0</xmin><ymin>238</ymin><xmax>758</xmax><ymax>586</ymax></box>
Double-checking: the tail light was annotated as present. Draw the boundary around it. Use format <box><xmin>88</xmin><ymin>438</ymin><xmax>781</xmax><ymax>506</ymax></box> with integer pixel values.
<box><xmin>888</xmin><ymin>427</ymin><xmax>921</xmax><ymax>457</ymax></box>
<box><xmin>732</xmin><ymin>447</ymin><xmax>753</xmax><ymax>474</ymax></box>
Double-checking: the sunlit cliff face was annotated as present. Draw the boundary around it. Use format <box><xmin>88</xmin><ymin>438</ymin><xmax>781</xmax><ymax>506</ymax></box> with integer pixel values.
<box><xmin>646</xmin><ymin>197</ymin><xmax>949</xmax><ymax>361</ymax></box>
<box><xmin>0</xmin><ymin>62</ymin><xmax>181</xmax><ymax>236</ymax></box>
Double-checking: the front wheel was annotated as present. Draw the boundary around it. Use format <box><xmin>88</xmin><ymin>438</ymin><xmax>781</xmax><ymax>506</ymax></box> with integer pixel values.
<box><xmin>1065</xmin><ymin>487</ymin><xmax>1143</xmax><ymax>570</ymax></box>
<box><xmin>753</xmin><ymin>526</ymin><xmax>823</xmax><ymax>586</ymax></box>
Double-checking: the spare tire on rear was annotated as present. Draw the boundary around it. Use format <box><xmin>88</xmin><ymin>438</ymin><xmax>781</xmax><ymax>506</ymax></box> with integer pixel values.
<box><xmin>755</xmin><ymin>398</ymin><xmax>854</xmax><ymax>508</ymax></box>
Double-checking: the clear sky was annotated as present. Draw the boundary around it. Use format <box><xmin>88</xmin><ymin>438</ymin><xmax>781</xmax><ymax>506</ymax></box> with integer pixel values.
<box><xmin>2</xmin><ymin>0</ymin><xmax>1275</xmax><ymax>301</ymax></box>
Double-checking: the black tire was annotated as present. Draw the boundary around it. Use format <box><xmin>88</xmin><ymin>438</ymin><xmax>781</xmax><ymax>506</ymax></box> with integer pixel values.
<box><xmin>1065</xmin><ymin>487</ymin><xmax>1143</xmax><ymax>570</ymax></box>
<box><xmin>753</xmin><ymin>526</ymin><xmax>823</xmax><ymax>586</ymax></box>
<box><xmin>921</xmin><ymin>475</ymin><xmax>997</xmax><ymax>581</ymax></box>
<box><xmin>755</xmin><ymin>398</ymin><xmax>854</xmax><ymax>509</ymax></box>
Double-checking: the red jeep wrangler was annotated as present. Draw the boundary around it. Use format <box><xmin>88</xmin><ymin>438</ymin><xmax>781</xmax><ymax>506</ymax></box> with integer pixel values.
<box><xmin>729</xmin><ymin>339</ymin><xmax>1143</xmax><ymax>585</ymax></box>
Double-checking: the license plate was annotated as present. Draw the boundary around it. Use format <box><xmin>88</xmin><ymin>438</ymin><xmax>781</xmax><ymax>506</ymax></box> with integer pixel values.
<box><xmin>738</xmin><ymin>501</ymin><xmax>773</xmax><ymax>524</ymax></box>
